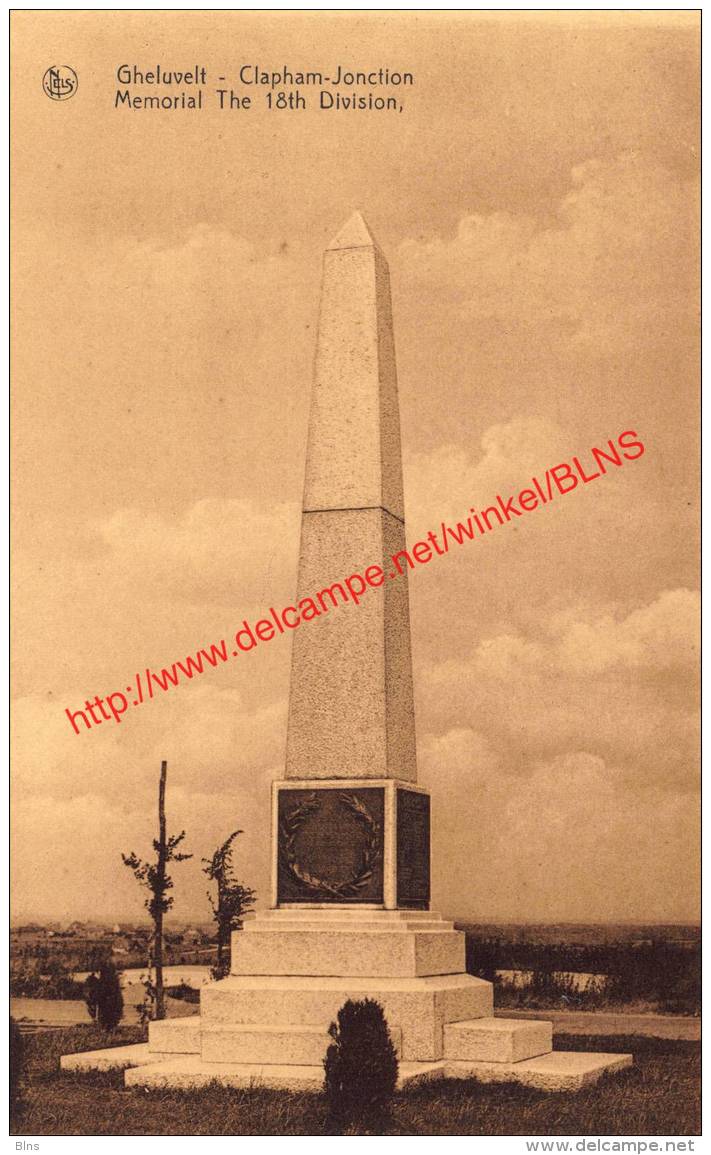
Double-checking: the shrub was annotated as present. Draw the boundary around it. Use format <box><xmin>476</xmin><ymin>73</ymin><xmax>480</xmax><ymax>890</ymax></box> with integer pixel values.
<box><xmin>10</xmin><ymin>959</ymin><xmax>85</xmax><ymax>1000</ymax></box>
<box><xmin>463</xmin><ymin>932</ymin><xmax>701</xmax><ymax>1015</ymax></box>
<box><xmin>465</xmin><ymin>935</ymin><xmax>501</xmax><ymax>982</ymax></box>
<box><xmin>203</xmin><ymin>830</ymin><xmax>256</xmax><ymax>980</ymax></box>
<box><xmin>96</xmin><ymin>960</ymin><xmax>124</xmax><ymax>1032</ymax></box>
<box><xmin>323</xmin><ymin>998</ymin><xmax>398</xmax><ymax>1127</ymax></box>
<box><xmin>165</xmin><ymin>982</ymin><xmax>200</xmax><ymax>1004</ymax></box>
<box><xmin>83</xmin><ymin>972</ymin><xmax>100</xmax><ymax>1021</ymax></box>
<box><xmin>134</xmin><ymin>972</ymin><xmax>157</xmax><ymax>1026</ymax></box>
<box><xmin>10</xmin><ymin>1017</ymin><xmax>23</xmax><ymax>1121</ymax></box>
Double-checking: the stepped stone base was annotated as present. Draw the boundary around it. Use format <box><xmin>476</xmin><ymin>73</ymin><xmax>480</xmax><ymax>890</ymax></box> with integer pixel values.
<box><xmin>60</xmin><ymin>909</ymin><xmax>632</xmax><ymax>1094</ymax></box>
<box><xmin>200</xmin><ymin>972</ymin><xmax>492</xmax><ymax>1061</ymax></box>
<box><xmin>60</xmin><ymin>1043</ymin><xmax>174</xmax><ymax>1072</ymax></box>
<box><xmin>234</xmin><ymin>909</ymin><xmax>464</xmax><ymax>978</ymax></box>
<box><xmin>445</xmin><ymin>1017</ymin><xmax>552</xmax><ymax>1063</ymax></box>
<box><xmin>200</xmin><ymin>1022</ymin><xmax>402</xmax><ymax>1065</ymax></box>
<box><xmin>117</xmin><ymin>1046</ymin><xmax>631</xmax><ymax>1093</ymax></box>
<box><xmin>124</xmin><ymin>1053</ymin><xmax>444</xmax><ymax>1091</ymax></box>
<box><xmin>149</xmin><ymin>1017</ymin><xmax>202</xmax><ymax>1054</ymax></box>
<box><xmin>233</xmin><ymin>927</ymin><xmax>464</xmax><ymax>978</ymax></box>
<box><xmin>446</xmin><ymin>1051</ymin><xmax>634</xmax><ymax>1091</ymax></box>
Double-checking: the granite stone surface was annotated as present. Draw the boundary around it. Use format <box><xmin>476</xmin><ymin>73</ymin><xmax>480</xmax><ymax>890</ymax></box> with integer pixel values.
<box><xmin>149</xmin><ymin>1016</ymin><xmax>201</xmax><ymax>1055</ymax></box>
<box><xmin>230</xmin><ymin>927</ymin><xmax>465</xmax><ymax>979</ymax></box>
<box><xmin>444</xmin><ymin>1017</ymin><xmax>553</xmax><ymax>1063</ymax></box>
<box><xmin>446</xmin><ymin>1051</ymin><xmax>633</xmax><ymax>1091</ymax></box>
<box><xmin>60</xmin><ymin>1044</ymin><xmax>169</xmax><ymax>1072</ymax></box>
<box><xmin>87</xmin><ymin>1045</ymin><xmax>632</xmax><ymax>1093</ymax></box>
<box><xmin>124</xmin><ymin>1056</ymin><xmax>447</xmax><ymax>1092</ymax></box>
<box><xmin>200</xmin><ymin>971</ymin><xmax>493</xmax><ymax>1062</ymax></box>
<box><xmin>285</xmin><ymin>213</ymin><xmax>416</xmax><ymax>783</ymax></box>
<box><xmin>200</xmin><ymin>1022</ymin><xmax>401</xmax><ymax>1065</ymax></box>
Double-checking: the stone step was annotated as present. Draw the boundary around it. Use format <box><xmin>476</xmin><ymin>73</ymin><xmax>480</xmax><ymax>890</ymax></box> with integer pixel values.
<box><xmin>231</xmin><ymin>928</ymin><xmax>465</xmax><ymax>979</ymax></box>
<box><xmin>444</xmin><ymin>1017</ymin><xmax>552</xmax><ymax>1063</ymax></box>
<box><xmin>61</xmin><ymin>1043</ymin><xmax>167</xmax><ymax>1072</ymax></box>
<box><xmin>124</xmin><ymin>1056</ymin><xmax>444</xmax><ymax>1092</ymax></box>
<box><xmin>447</xmin><ymin>1050</ymin><xmax>633</xmax><ymax>1091</ymax></box>
<box><xmin>200</xmin><ymin>973</ymin><xmax>493</xmax><ymax>1062</ymax></box>
<box><xmin>243</xmin><ymin>918</ymin><xmax>453</xmax><ymax>933</ymax></box>
<box><xmin>125</xmin><ymin>1056</ymin><xmax>325</xmax><ymax>1091</ymax></box>
<box><xmin>149</xmin><ymin>1016</ymin><xmax>201</xmax><ymax>1055</ymax></box>
<box><xmin>252</xmin><ymin>908</ymin><xmax>445</xmax><ymax>922</ymax></box>
<box><xmin>122</xmin><ymin>1050</ymin><xmax>632</xmax><ymax>1093</ymax></box>
<box><xmin>200</xmin><ymin>1022</ymin><xmax>401</xmax><ymax>1065</ymax></box>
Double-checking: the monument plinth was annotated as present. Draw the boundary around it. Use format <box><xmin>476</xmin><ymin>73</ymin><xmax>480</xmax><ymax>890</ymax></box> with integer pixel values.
<box><xmin>62</xmin><ymin>214</ymin><xmax>632</xmax><ymax>1091</ymax></box>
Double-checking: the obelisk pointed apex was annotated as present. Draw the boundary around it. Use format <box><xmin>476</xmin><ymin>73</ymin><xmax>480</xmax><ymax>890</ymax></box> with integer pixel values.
<box><xmin>327</xmin><ymin>210</ymin><xmax>380</xmax><ymax>252</ymax></box>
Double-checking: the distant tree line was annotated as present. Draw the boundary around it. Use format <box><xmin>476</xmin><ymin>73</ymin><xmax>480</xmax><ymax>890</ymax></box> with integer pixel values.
<box><xmin>10</xmin><ymin>957</ymin><xmax>84</xmax><ymax>999</ymax></box>
<box><xmin>465</xmin><ymin>934</ymin><xmax>700</xmax><ymax>1014</ymax></box>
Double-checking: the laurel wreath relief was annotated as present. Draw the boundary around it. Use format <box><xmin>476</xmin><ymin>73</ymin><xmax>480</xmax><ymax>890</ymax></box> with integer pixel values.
<box><xmin>279</xmin><ymin>792</ymin><xmax>379</xmax><ymax>899</ymax></box>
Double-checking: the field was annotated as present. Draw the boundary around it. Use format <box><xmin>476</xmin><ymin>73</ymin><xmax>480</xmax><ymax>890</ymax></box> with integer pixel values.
<box><xmin>463</xmin><ymin>931</ymin><xmax>701</xmax><ymax>1015</ymax></box>
<box><xmin>11</xmin><ymin>1025</ymin><xmax>700</xmax><ymax>1136</ymax></box>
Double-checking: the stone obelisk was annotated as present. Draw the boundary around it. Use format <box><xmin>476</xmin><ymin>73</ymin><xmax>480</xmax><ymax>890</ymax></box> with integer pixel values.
<box><xmin>275</xmin><ymin>211</ymin><xmax>428</xmax><ymax>911</ymax></box>
<box><xmin>286</xmin><ymin>211</ymin><xmax>416</xmax><ymax>784</ymax></box>
<box><xmin>66</xmin><ymin>216</ymin><xmax>632</xmax><ymax>1092</ymax></box>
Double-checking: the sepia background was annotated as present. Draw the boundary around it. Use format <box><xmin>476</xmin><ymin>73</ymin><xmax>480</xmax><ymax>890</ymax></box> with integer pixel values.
<box><xmin>11</xmin><ymin>11</ymin><xmax>699</xmax><ymax>928</ymax></box>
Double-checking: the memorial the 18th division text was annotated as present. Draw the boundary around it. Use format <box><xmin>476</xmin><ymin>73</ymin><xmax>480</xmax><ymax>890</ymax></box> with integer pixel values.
<box><xmin>62</xmin><ymin>213</ymin><xmax>632</xmax><ymax>1091</ymax></box>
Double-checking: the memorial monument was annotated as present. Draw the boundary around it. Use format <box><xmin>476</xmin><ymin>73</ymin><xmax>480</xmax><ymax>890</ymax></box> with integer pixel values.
<box><xmin>62</xmin><ymin>214</ymin><xmax>631</xmax><ymax>1091</ymax></box>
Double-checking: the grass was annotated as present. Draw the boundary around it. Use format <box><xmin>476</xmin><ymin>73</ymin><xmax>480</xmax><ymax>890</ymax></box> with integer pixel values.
<box><xmin>493</xmin><ymin>985</ymin><xmax>696</xmax><ymax>1015</ymax></box>
<box><xmin>18</xmin><ymin>1023</ymin><xmax>147</xmax><ymax>1075</ymax></box>
<box><xmin>10</xmin><ymin>1026</ymin><xmax>699</xmax><ymax>1136</ymax></box>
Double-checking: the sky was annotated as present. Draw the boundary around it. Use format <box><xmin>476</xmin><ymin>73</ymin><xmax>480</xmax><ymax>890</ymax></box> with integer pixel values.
<box><xmin>11</xmin><ymin>11</ymin><xmax>699</xmax><ymax>925</ymax></box>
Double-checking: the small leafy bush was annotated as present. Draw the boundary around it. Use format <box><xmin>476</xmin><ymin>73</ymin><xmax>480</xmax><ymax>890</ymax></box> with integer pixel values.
<box><xmin>96</xmin><ymin>960</ymin><xmax>124</xmax><ymax>1032</ymax></box>
<box><xmin>10</xmin><ymin>1017</ymin><xmax>23</xmax><ymax>1121</ymax></box>
<box><xmin>323</xmin><ymin>998</ymin><xmax>398</xmax><ymax>1128</ymax></box>
<box><xmin>165</xmin><ymin>982</ymin><xmax>200</xmax><ymax>1004</ymax></box>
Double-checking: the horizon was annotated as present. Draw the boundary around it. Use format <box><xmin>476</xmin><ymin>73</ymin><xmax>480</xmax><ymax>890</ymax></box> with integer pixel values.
<box><xmin>11</xmin><ymin>913</ymin><xmax>701</xmax><ymax>930</ymax></box>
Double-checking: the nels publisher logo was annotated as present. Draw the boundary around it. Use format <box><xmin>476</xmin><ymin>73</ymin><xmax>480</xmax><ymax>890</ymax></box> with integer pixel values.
<box><xmin>43</xmin><ymin>65</ymin><xmax>78</xmax><ymax>101</ymax></box>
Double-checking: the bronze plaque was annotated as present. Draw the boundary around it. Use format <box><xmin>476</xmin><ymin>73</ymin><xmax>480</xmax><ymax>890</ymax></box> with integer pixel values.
<box><xmin>277</xmin><ymin>787</ymin><xmax>384</xmax><ymax>904</ymax></box>
<box><xmin>396</xmin><ymin>789</ymin><xmax>430</xmax><ymax>909</ymax></box>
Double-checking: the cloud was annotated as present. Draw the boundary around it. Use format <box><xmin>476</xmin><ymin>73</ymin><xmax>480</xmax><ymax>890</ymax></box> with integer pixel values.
<box><xmin>87</xmin><ymin>498</ymin><xmax>300</xmax><ymax>609</ymax></box>
<box><xmin>11</xmin><ymin>684</ymin><xmax>285</xmax><ymax>922</ymax></box>
<box><xmin>399</xmin><ymin>152</ymin><xmax>697</xmax><ymax>339</ymax></box>
<box><xmin>553</xmin><ymin>588</ymin><xmax>699</xmax><ymax>675</ymax></box>
<box><xmin>420</xmin><ymin>587</ymin><xmax>698</xmax><ymax>791</ymax></box>
<box><xmin>12</xmin><ymin>492</ymin><xmax>303</xmax><ymax>703</ymax></box>
<box><xmin>11</xmin><ymin>786</ymin><xmax>272</xmax><ymax>926</ymax></box>
<box><xmin>399</xmin><ymin>410</ymin><xmax>696</xmax><ymax>684</ymax></box>
<box><xmin>13</xmin><ymin>685</ymin><xmax>287</xmax><ymax>806</ymax></box>
<box><xmin>420</xmin><ymin>727</ymin><xmax>698</xmax><ymax>922</ymax></box>
<box><xmin>405</xmin><ymin>415</ymin><xmax>572</xmax><ymax>526</ymax></box>
<box><xmin>414</xmin><ymin>584</ymin><xmax>699</xmax><ymax>919</ymax></box>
